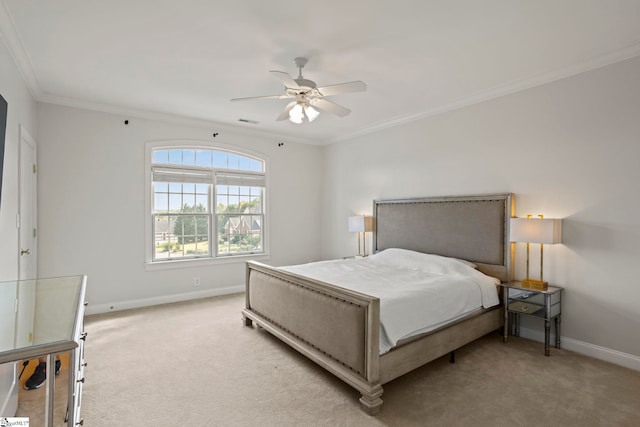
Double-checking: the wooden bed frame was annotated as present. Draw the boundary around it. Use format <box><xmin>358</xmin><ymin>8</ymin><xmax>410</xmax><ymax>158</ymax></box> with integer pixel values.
<box><xmin>242</xmin><ymin>193</ymin><xmax>514</xmax><ymax>414</ymax></box>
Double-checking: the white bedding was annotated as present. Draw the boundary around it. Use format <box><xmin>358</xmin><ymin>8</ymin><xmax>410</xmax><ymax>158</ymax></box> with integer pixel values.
<box><xmin>279</xmin><ymin>248</ymin><xmax>501</xmax><ymax>354</ymax></box>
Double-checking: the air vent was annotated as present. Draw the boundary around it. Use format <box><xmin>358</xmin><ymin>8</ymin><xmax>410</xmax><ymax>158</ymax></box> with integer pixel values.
<box><xmin>238</xmin><ymin>119</ymin><xmax>259</xmax><ymax>124</ymax></box>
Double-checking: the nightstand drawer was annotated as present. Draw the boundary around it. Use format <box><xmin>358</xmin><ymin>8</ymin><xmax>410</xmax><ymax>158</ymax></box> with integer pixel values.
<box><xmin>508</xmin><ymin>301</ymin><xmax>543</xmax><ymax>315</ymax></box>
<box><xmin>511</xmin><ymin>291</ymin><xmax>545</xmax><ymax>305</ymax></box>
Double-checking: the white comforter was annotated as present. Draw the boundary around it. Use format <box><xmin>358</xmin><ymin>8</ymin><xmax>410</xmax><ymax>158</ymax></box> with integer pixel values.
<box><xmin>279</xmin><ymin>248</ymin><xmax>500</xmax><ymax>354</ymax></box>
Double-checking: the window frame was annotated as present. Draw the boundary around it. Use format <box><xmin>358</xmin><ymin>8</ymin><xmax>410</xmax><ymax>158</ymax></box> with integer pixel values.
<box><xmin>145</xmin><ymin>140</ymin><xmax>270</xmax><ymax>270</ymax></box>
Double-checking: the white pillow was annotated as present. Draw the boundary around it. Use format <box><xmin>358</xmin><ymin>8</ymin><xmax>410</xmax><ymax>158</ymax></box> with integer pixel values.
<box><xmin>371</xmin><ymin>248</ymin><xmax>476</xmax><ymax>268</ymax></box>
<box><xmin>369</xmin><ymin>248</ymin><xmax>476</xmax><ymax>270</ymax></box>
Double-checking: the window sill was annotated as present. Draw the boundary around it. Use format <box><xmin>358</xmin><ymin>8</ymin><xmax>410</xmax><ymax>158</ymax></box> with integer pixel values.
<box><xmin>145</xmin><ymin>253</ymin><xmax>270</xmax><ymax>271</ymax></box>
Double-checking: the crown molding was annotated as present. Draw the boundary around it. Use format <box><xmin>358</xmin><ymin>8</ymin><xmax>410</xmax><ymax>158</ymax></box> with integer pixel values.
<box><xmin>37</xmin><ymin>92</ymin><xmax>316</xmax><ymax>145</ymax></box>
<box><xmin>0</xmin><ymin>0</ymin><xmax>42</xmax><ymax>99</ymax></box>
<box><xmin>328</xmin><ymin>41</ymin><xmax>640</xmax><ymax>145</ymax></box>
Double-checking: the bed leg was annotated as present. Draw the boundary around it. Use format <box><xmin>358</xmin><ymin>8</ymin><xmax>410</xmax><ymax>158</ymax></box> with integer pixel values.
<box><xmin>242</xmin><ymin>315</ymin><xmax>252</xmax><ymax>327</ymax></box>
<box><xmin>449</xmin><ymin>351</ymin><xmax>455</xmax><ymax>364</ymax></box>
<box><xmin>359</xmin><ymin>385</ymin><xmax>384</xmax><ymax>416</ymax></box>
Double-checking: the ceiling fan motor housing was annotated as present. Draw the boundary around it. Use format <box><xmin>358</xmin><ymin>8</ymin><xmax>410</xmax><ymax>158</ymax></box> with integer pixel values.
<box><xmin>294</xmin><ymin>78</ymin><xmax>317</xmax><ymax>90</ymax></box>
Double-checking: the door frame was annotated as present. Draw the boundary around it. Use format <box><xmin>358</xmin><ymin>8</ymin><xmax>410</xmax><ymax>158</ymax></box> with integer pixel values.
<box><xmin>18</xmin><ymin>124</ymin><xmax>37</xmax><ymax>281</ymax></box>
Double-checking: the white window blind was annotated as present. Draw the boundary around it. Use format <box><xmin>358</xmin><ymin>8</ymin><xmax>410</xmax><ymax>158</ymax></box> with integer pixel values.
<box><xmin>215</xmin><ymin>171</ymin><xmax>266</xmax><ymax>187</ymax></box>
<box><xmin>152</xmin><ymin>166</ymin><xmax>213</xmax><ymax>184</ymax></box>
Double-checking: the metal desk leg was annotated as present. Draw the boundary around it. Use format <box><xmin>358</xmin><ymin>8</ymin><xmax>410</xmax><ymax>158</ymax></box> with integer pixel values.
<box><xmin>45</xmin><ymin>353</ymin><xmax>55</xmax><ymax>427</ymax></box>
<box><xmin>68</xmin><ymin>349</ymin><xmax>76</xmax><ymax>426</ymax></box>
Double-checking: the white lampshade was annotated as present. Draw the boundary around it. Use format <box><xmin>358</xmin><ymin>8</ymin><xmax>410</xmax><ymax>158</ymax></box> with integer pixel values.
<box><xmin>348</xmin><ymin>216</ymin><xmax>374</xmax><ymax>233</ymax></box>
<box><xmin>510</xmin><ymin>218</ymin><xmax>562</xmax><ymax>244</ymax></box>
<box><xmin>289</xmin><ymin>102</ymin><xmax>320</xmax><ymax>124</ymax></box>
<box><xmin>304</xmin><ymin>105</ymin><xmax>320</xmax><ymax>122</ymax></box>
<box><xmin>289</xmin><ymin>103</ymin><xmax>304</xmax><ymax>124</ymax></box>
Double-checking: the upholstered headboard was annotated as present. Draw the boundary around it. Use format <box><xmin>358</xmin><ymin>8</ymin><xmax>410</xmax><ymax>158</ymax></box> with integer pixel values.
<box><xmin>373</xmin><ymin>193</ymin><xmax>514</xmax><ymax>282</ymax></box>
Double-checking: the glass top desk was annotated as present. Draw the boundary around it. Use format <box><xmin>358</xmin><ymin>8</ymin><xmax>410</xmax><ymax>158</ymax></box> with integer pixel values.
<box><xmin>0</xmin><ymin>275</ymin><xmax>87</xmax><ymax>426</ymax></box>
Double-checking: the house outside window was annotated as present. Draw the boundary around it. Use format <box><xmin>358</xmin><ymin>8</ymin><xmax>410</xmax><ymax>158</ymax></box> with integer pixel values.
<box><xmin>147</xmin><ymin>143</ymin><xmax>267</xmax><ymax>265</ymax></box>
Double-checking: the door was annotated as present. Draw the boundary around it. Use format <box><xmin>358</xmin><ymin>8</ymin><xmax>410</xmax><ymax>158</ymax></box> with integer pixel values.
<box><xmin>17</xmin><ymin>125</ymin><xmax>37</xmax><ymax>347</ymax></box>
<box><xmin>19</xmin><ymin>125</ymin><xmax>37</xmax><ymax>282</ymax></box>
<box><xmin>0</xmin><ymin>126</ymin><xmax>37</xmax><ymax>416</ymax></box>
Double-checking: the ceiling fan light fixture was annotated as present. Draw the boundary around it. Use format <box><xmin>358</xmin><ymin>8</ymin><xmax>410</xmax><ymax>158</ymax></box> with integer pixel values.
<box><xmin>305</xmin><ymin>105</ymin><xmax>320</xmax><ymax>122</ymax></box>
<box><xmin>289</xmin><ymin>103</ymin><xmax>304</xmax><ymax>124</ymax></box>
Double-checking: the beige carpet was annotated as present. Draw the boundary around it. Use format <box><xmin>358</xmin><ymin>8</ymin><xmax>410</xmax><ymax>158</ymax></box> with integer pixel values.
<box><xmin>76</xmin><ymin>293</ymin><xmax>640</xmax><ymax>426</ymax></box>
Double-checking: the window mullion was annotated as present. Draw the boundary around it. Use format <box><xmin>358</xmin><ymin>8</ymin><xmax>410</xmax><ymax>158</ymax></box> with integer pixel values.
<box><xmin>214</xmin><ymin>182</ymin><xmax>219</xmax><ymax>258</ymax></box>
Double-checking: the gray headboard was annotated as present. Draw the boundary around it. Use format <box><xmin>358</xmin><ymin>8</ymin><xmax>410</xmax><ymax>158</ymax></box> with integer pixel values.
<box><xmin>373</xmin><ymin>193</ymin><xmax>514</xmax><ymax>282</ymax></box>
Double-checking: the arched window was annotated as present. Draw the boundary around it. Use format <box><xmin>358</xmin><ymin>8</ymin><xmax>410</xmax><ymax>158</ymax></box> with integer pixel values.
<box><xmin>148</xmin><ymin>144</ymin><xmax>267</xmax><ymax>263</ymax></box>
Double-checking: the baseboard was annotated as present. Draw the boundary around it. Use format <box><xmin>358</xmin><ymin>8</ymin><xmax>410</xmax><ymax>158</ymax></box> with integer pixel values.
<box><xmin>85</xmin><ymin>285</ymin><xmax>245</xmax><ymax>315</ymax></box>
<box><xmin>517</xmin><ymin>327</ymin><xmax>640</xmax><ymax>372</ymax></box>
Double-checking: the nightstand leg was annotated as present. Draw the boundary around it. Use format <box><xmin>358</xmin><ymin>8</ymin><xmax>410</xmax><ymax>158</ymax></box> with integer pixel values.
<box><xmin>503</xmin><ymin>287</ymin><xmax>509</xmax><ymax>343</ymax></box>
<box><xmin>514</xmin><ymin>313</ymin><xmax>520</xmax><ymax>337</ymax></box>
<box><xmin>503</xmin><ymin>311</ymin><xmax>509</xmax><ymax>343</ymax></box>
<box><xmin>544</xmin><ymin>319</ymin><xmax>551</xmax><ymax>356</ymax></box>
<box><xmin>555</xmin><ymin>315</ymin><xmax>561</xmax><ymax>349</ymax></box>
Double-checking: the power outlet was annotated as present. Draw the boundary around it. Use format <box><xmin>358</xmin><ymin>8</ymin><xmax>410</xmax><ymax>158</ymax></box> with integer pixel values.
<box><xmin>194</xmin><ymin>277</ymin><xmax>201</xmax><ymax>286</ymax></box>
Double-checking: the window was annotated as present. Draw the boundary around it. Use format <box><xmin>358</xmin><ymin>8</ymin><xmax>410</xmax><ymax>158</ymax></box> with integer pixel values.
<box><xmin>148</xmin><ymin>145</ymin><xmax>266</xmax><ymax>263</ymax></box>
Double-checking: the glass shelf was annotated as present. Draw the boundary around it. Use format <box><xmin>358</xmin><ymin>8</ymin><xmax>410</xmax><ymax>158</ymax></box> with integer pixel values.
<box><xmin>1</xmin><ymin>276</ymin><xmax>86</xmax><ymax>363</ymax></box>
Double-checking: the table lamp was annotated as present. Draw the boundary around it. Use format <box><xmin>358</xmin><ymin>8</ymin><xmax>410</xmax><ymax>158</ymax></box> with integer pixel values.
<box><xmin>348</xmin><ymin>215</ymin><xmax>374</xmax><ymax>257</ymax></box>
<box><xmin>510</xmin><ymin>215</ymin><xmax>562</xmax><ymax>290</ymax></box>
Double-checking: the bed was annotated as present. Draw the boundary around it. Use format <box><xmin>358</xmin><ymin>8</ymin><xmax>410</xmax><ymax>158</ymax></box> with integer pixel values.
<box><xmin>242</xmin><ymin>193</ymin><xmax>514</xmax><ymax>414</ymax></box>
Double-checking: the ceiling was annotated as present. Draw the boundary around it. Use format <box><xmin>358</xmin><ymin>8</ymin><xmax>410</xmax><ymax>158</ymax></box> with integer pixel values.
<box><xmin>2</xmin><ymin>1</ymin><xmax>640</xmax><ymax>145</ymax></box>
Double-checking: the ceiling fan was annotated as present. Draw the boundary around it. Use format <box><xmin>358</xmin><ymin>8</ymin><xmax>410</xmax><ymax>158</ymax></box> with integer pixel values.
<box><xmin>231</xmin><ymin>57</ymin><xmax>366</xmax><ymax>124</ymax></box>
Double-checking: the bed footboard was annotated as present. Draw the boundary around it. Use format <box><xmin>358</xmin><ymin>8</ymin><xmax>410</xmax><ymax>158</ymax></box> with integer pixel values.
<box><xmin>242</xmin><ymin>261</ymin><xmax>384</xmax><ymax>414</ymax></box>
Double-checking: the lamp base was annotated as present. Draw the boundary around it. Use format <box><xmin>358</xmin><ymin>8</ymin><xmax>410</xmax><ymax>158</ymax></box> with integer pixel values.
<box><xmin>520</xmin><ymin>279</ymin><xmax>548</xmax><ymax>291</ymax></box>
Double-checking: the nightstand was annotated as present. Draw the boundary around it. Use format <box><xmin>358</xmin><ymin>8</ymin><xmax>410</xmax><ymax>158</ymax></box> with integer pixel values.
<box><xmin>501</xmin><ymin>281</ymin><xmax>563</xmax><ymax>356</ymax></box>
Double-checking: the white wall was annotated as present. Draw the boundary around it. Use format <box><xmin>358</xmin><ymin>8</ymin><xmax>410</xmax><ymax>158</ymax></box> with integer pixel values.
<box><xmin>321</xmin><ymin>56</ymin><xmax>640</xmax><ymax>364</ymax></box>
<box><xmin>0</xmin><ymin>35</ymin><xmax>37</xmax><ymax>281</ymax></box>
<box><xmin>36</xmin><ymin>104</ymin><xmax>324</xmax><ymax>313</ymax></box>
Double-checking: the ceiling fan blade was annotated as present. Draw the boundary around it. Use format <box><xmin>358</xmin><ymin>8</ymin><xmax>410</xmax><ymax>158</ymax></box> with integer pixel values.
<box><xmin>276</xmin><ymin>101</ymin><xmax>297</xmax><ymax>121</ymax></box>
<box><xmin>316</xmin><ymin>81</ymin><xmax>366</xmax><ymax>97</ymax></box>
<box><xmin>270</xmin><ymin>71</ymin><xmax>300</xmax><ymax>89</ymax></box>
<box><xmin>310</xmin><ymin>98</ymin><xmax>351</xmax><ymax>117</ymax></box>
<box><xmin>230</xmin><ymin>94</ymin><xmax>290</xmax><ymax>102</ymax></box>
